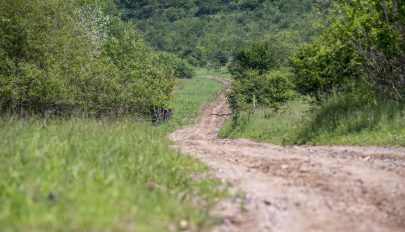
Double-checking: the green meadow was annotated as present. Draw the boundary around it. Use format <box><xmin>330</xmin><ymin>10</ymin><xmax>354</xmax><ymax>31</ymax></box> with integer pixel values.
<box><xmin>0</xmin><ymin>76</ymin><xmax>224</xmax><ymax>232</ymax></box>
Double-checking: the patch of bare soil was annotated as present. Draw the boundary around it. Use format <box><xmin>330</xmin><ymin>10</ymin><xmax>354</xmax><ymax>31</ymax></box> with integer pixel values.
<box><xmin>169</xmin><ymin>78</ymin><xmax>405</xmax><ymax>232</ymax></box>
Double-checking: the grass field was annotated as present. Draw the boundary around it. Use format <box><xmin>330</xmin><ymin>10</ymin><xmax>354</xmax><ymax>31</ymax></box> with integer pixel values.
<box><xmin>220</xmin><ymin>95</ymin><xmax>405</xmax><ymax>146</ymax></box>
<box><xmin>196</xmin><ymin>68</ymin><xmax>232</xmax><ymax>79</ymax></box>
<box><xmin>0</xmin><ymin>76</ymin><xmax>224</xmax><ymax>232</ymax></box>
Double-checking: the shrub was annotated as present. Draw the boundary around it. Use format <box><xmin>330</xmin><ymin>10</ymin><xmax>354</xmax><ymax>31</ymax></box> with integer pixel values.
<box><xmin>228</xmin><ymin>33</ymin><xmax>294</xmax><ymax>78</ymax></box>
<box><xmin>228</xmin><ymin>69</ymin><xmax>296</xmax><ymax>111</ymax></box>
<box><xmin>291</xmin><ymin>0</ymin><xmax>405</xmax><ymax>102</ymax></box>
<box><xmin>0</xmin><ymin>0</ymin><xmax>175</xmax><ymax>117</ymax></box>
<box><xmin>158</xmin><ymin>52</ymin><xmax>195</xmax><ymax>79</ymax></box>
<box><xmin>291</xmin><ymin>40</ymin><xmax>364</xmax><ymax>101</ymax></box>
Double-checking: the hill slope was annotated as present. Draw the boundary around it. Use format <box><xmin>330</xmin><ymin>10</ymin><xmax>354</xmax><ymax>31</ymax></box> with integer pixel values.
<box><xmin>117</xmin><ymin>0</ymin><xmax>330</xmax><ymax>67</ymax></box>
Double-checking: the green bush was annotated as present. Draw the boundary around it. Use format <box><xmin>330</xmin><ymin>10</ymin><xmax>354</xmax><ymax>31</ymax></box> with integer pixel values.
<box><xmin>0</xmin><ymin>0</ymin><xmax>175</xmax><ymax>117</ymax></box>
<box><xmin>158</xmin><ymin>52</ymin><xmax>195</xmax><ymax>79</ymax></box>
<box><xmin>174</xmin><ymin>59</ymin><xmax>195</xmax><ymax>79</ymax></box>
<box><xmin>291</xmin><ymin>0</ymin><xmax>405</xmax><ymax>102</ymax></box>
<box><xmin>291</xmin><ymin>40</ymin><xmax>363</xmax><ymax>101</ymax></box>
<box><xmin>228</xmin><ymin>69</ymin><xmax>296</xmax><ymax>111</ymax></box>
<box><xmin>229</xmin><ymin>33</ymin><xmax>294</xmax><ymax>78</ymax></box>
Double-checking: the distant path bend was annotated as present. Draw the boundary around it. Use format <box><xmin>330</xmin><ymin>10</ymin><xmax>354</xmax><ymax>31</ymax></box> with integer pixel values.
<box><xmin>169</xmin><ymin>77</ymin><xmax>405</xmax><ymax>232</ymax></box>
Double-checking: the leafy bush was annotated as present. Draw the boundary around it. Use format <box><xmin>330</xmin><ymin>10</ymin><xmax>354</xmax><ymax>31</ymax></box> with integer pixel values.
<box><xmin>229</xmin><ymin>33</ymin><xmax>294</xmax><ymax>78</ymax></box>
<box><xmin>0</xmin><ymin>0</ymin><xmax>175</xmax><ymax>117</ymax></box>
<box><xmin>291</xmin><ymin>39</ymin><xmax>364</xmax><ymax>101</ymax></box>
<box><xmin>174</xmin><ymin>59</ymin><xmax>195</xmax><ymax>79</ymax></box>
<box><xmin>228</xmin><ymin>69</ymin><xmax>296</xmax><ymax>111</ymax></box>
<box><xmin>158</xmin><ymin>52</ymin><xmax>195</xmax><ymax>79</ymax></box>
<box><xmin>291</xmin><ymin>0</ymin><xmax>405</xmax><ymax>102</ymax></box>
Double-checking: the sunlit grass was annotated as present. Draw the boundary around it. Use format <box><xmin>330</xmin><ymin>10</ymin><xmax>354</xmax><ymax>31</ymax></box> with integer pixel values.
<box><xmin>196</xmin><ymin>68</ymin><xmax>232</xmax><ymax>79</ymax></box>
<box><xmin>220</xmin><ymin>95</ymin><xmax>405</xmax><ymax>146</ymax></box>
<box><xmin>0</xmin><ymin>76</ymin><xmax>225</xmax><ymax>232</ymax></box>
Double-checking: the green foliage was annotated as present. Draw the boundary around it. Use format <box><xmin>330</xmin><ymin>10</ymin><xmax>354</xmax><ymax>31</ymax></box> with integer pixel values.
<box><xmin>295</xmin><ymin>91</ymin><xmax>405</xmax><ymax>145</ymax></box>
<box><xmin>158</xmin><ymin>52</ymin><xmax>196</xmax><ymax>79</ymax></box>
<box><xmin>219</xmin><ymin>99</ymin><xmax>310</xmax><ymax>144</ymax></box>
<box><xmin>292</xmin><ymin>0</ymin><xmax>405</xmax><ymax>101</ymax></box>
<box><xmin>196</xmin><ymin>68</ymin><xmax>232</xmax><ymax>78</ymax></box>
<box><xmin>291</xmin><ymin>38</ymin><xmax>364</xmax><ymax>100</ymax></box>
<box><xmin>220</xmin><ymin>94</ymin><xmax>405</xmax><ymax>146</ymax></box>
<box><xmin>0</xmin><ymin>0</ymin><xmax>175</xmax><ymax>117</ymax></box>
<box><xmin>175</xmin><ymin>60</ymin><xmax>195</xmax><ymax>79</ymax></box>
<box><xmin>228</xmin><ymin>69</ymin><xmax>296</xmax><ymax>111</ymax></box>
<box><xmin>220</xmin><ymin>0</ymin><xmax>405</xmax><ymax>147</ymax></box>
<box><xmin>0</xmin><ymin>76</ymin><xmax>225</xmax><ymax>231</ymax></box>
<box><xmin>339</xmin><ymin>0</ymin><xmax>405</xmax><ymax>101</ymax></box>
<box><xmin>229</xmin><ymin>33</ymin><xmax>295</xmax><ymax>77</ymax></box>
<box><xmin>169</xmin><ymin>75</ymin><xmax>223</xmax><ymax>127</ymax></box>
<box><xmin>227</xmin><ymin>34</ymin><xmax>296</xmax><ymax>112</ymax></box>
<box><xmin>117</xmin><ymin>0</ymin><xmax>331</xmax><ymax>66</ymax></box>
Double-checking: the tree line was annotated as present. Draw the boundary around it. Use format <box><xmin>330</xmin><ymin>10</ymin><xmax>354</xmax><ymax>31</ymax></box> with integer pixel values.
<box><xmin>0</xmin><ymin>0</ymin><xmax>194</xmax><ymax>117</ymax></box>
<box><xmin>117</xmin><ymin>0</ymin><xmax>331</xmax><ymax>69</ymax></box>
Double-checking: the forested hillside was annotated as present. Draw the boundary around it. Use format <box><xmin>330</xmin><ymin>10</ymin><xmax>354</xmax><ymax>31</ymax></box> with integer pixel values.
<box><xmin>117</xmin><ymin>0</ymin><xmax>331</xmax><ymax>68</ymax></box>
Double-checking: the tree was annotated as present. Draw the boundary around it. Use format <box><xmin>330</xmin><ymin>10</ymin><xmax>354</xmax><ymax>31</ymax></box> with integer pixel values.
<box><xmin>0</xmin><ymin>0</ymin><xmax>176</xmax><ymax>117</ymax></box>
<box><xmin>291</xmin><ymin>0</ymin><xmax>405</xmax><ymax>101</ymax></box>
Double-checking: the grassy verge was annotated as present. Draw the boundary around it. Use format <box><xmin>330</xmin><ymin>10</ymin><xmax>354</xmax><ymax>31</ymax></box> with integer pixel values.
<box><xmin>0</xmin><ymin>76</ymin><xmax>224</xmax><ymax>231</ymax></box>
<box><xmin>220</xmin><ymin>95</ymin><xmax>405</xmax><ymax>146</ymax></box>
<box><xmin>196</xmin><ymin>68</ymin><xmax>232</xmax><ymax>79</ymax></box>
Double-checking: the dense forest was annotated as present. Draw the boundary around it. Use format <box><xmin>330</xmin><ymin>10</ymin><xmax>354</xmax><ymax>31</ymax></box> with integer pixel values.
<box><xmin>117</xmin><ymin>0</ymin><xmax>331</xmax><ymax>68</ymax></box>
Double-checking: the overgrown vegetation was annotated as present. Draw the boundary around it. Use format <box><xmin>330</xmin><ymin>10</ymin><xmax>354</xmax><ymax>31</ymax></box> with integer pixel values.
<box><xmin>223</xmin><ymin>0</ymin><xmax>405</xmax><ymax>146</ymax></box>
<box><xmin>220</xmin><ymin>95</ymin><xmax>405</xmax><ymax>146</ymax></box>
<box><xmin>0</xmin><ymin>0</ymin><xmax>196</xmax><ymax>117</ymax></box>
<box><xmin>0</xmin><ymin>76</ymin><xmax>225</xmax><ymax>231</ymax></box>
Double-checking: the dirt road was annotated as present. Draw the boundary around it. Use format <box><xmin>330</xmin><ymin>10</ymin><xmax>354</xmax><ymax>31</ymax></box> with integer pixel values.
<box><xmin>169</xmin><ymin>78</ymin><xmax>405</xmax><ymax>232</ymax></box>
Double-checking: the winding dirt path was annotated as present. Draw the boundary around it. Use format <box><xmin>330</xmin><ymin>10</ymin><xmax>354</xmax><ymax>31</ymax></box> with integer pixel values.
<box><xmin>169</xmin><ymin>78</ymin><xmax>405</xmax><ymax>232</ymax></box>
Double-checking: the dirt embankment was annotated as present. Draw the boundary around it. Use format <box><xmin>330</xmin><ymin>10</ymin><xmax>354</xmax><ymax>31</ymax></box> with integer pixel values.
<box><xmin>169</xmin><ymin>78</ymin><xmax>405</xmax><ymax>232</ymax></box>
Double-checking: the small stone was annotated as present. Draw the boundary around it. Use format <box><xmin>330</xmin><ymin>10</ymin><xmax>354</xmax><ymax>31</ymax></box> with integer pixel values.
<box><xmin>179</xmin><ymin>220</ymin><xmax>188</xmax><ymax>229</ymax></box>
<box><xmin>300</xmin><ymin>166</ymin><xmax>310</xmax><ymax>173</ymax></box>
<box><xmin>263</xmin><ymin>200</ymin><xmax>272</xmax><ymax>206</ymax></box>
<box><xmin>363</xmin><ymin>156</ymin><xmax>371</xmax><ymax>162</ymax></box>
<box><xmin>281</xmin><ymin>165</ymin><xmax>289</xmax><ymax>170</ymax></box>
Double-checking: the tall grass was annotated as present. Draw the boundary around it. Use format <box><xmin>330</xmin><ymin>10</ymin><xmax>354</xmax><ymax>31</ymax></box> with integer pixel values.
<box><xmin>220</xmin><ymin>93</ymin><xmax>405</xmax><ymax>146</ymax></box>
<box><xmin>219</xmin><ymin>99</ymin><xmax>310</xmax><ymax>144</ymax></box>
<box><xmin>295</xmin><ymin>93</ymin><xmax>405</xmax><ymax>146</ymax></box>
<box><xmin>0</xmin><ymin>76</ymin><xmax>224</xmax><ymax>232</ymax></box>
